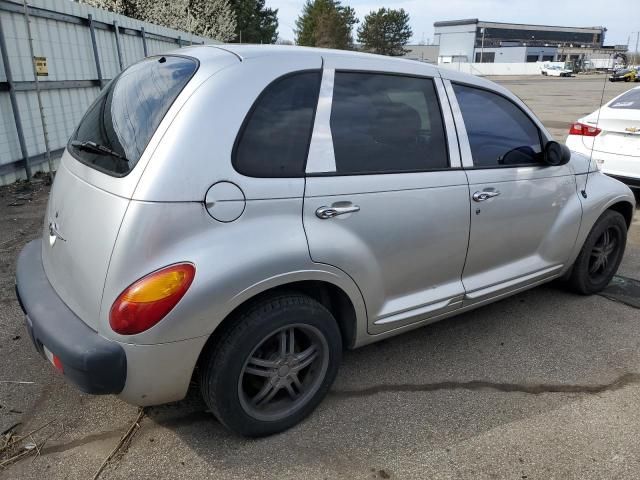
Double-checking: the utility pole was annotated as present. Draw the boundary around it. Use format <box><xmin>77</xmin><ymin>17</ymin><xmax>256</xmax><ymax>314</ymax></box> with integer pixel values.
<box><xmin>635</xmin><ymin>31</ymin><xmax>639</xmax><ymax>65</ymax></box>
<box><xmin>480</xmin><ymin>27</ymin><xmax>485</xmax><ymax>63</ymax></box>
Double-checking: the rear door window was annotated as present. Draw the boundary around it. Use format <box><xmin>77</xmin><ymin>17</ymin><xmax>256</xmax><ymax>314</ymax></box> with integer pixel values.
<box><xmin>453</xmin><ymin>83</ymin><xmax>543</xmax><ymax>167</ymax></box>
<box><xmin>70</xmin><ymin>55</ymin><xmax>198</xmax><ymax>176</ymax></box>
<box><xmin>330</xmin><ymin>72</ymin><xmax>449</xmax><ymax>174</ymax></box>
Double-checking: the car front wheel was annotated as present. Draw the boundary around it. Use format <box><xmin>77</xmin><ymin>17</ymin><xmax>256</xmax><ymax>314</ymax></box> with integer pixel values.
<box><xmin>199</xmin><ymin>293</ymin><xmax>342</xmax><ymax>437</ymax></box>
<box><xmin>566</xmin><ymin>210</ymin><xmax>627</xmax><ymax>295</ymax></box>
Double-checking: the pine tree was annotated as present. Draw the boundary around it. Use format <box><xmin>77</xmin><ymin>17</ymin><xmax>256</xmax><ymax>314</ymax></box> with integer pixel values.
<box><xmin>229</xmin><ymin>0</ymin><xmax>278</xmax><ymax>44</ymax></box>
<box><xmin>357</xmin><ymin>8</ymin><xmax>412</xmax><ymax>56</ymax></box>
<box><xmin>295</xmin><ymin>0</ymin><xmax>357</xmax><ymax>50</ymax></box>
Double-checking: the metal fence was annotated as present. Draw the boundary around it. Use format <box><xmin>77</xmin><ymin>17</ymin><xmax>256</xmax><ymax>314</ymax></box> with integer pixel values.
<box><xmin>0</xmin><ymin>0</ymin><xmax>217</xmax><ymax>185</ymax></box>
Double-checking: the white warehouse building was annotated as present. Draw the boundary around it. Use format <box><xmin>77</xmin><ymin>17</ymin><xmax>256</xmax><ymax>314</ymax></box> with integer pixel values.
<box><xmin>433</xmin><ymin>19</ymin><xmax>606</xmax><ymax>64</ymax></box>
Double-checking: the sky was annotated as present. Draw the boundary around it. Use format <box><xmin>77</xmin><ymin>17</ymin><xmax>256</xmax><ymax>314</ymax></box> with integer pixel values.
<box><xmin>265</xmin><ymin>0</ymin><xmax>639</xmax><ymax>47</ymax></box>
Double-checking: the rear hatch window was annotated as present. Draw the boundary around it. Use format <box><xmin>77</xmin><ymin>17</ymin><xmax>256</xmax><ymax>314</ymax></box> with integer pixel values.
<box><xmin>69</xmin><ymin>55</ymin><xmax>198</xmax><ymax>176</ymax></box>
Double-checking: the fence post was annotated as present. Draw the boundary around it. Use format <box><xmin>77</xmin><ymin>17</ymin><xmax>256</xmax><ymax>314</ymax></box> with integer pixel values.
<box><xmin>23</xmin><ymin>0</ymin><xmax>54</xmax><ymax>180</ymax></box>
<box><xmin>177</xmin><ymin>35</ymin><xmax>182</xmax><ymax>48</ymax></box>
<box><xmin>113</xmin><ymin>20</ymin><xmax>124</xmax><ymax>71</ymax></box>
<box><xmin>87</xmin><ymin>14</ymin><xmax>103</xmax><ymax>88</ymax></box>
<box><xmin>0</xmin><ymin>17</ymin><xmax>31</xmax><ymax>180</ymax></box>
<box><xmin>140</xmin><ymin>26</ymin><xmax>148</xmax><ymax>57</ymax></box>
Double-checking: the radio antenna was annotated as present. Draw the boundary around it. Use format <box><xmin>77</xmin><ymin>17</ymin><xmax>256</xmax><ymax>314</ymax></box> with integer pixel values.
<box><xmin>581</xmin><ymin>54</ymin><xmax>613</xmax><ymax>199</ymax></box>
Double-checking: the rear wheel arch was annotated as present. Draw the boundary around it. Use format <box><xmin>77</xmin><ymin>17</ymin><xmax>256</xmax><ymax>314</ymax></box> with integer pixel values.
<box><xmin>194</xmin><ymin>280</ymin><xmax>359</xmax><ymax>376</ymax></box>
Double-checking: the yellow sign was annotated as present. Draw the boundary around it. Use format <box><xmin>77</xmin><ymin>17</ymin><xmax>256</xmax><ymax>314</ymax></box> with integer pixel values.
<box><xmin>34</xmin><ymin>56</ymin><xmax>48</xmax><ymax>76</ymax></box>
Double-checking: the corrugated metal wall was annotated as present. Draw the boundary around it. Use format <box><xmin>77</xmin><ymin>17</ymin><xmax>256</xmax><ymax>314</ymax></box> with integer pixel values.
<box><xmin>0</xmin><ymin>0</ymin><xmax>218</xmax><ymax>184</ymax></box>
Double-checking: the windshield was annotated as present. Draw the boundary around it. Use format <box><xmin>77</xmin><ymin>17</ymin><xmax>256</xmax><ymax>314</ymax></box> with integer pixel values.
<box><xmin>609</xmin><ymin>89</ymin><xmax>640</xmax><ymax>110</ymax></box>
<box><xmin>69</xmin><ymin>55</ymin><xmax>198</xmax><ymax>176</ymax></box>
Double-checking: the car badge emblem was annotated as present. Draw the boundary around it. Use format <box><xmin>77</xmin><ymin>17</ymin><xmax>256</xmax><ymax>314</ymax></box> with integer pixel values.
<box><xmin>625</xmin><ymin>127</ymin><xmax>639</xmax><ymax>133</ymax></box>
<box><xmin>48</xmin><ymin>215</ymin><xmax>66</xmax><ymax>246</ymax></box>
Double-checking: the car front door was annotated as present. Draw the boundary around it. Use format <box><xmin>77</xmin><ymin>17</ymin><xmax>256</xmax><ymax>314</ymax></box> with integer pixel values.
<box><xmin>445</xmin><ymin>79</ymin><xmax>582</xmax><ymax>306</ymax></box>
<box><xmin>303</xmin><ymin>59</ymin><xmax>470</xmax><ymax>334</ymax></box>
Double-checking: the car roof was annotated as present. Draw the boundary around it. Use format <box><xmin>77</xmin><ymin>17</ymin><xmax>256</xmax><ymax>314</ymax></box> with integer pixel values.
<box><xmin>177</xmin><ymin>44</ymin><xmax>444</xmax><ymax>76</ymax></box>
<box><xmin>170</xmin><ymin>44</ymin><xmax>510</xmax><ymax>106</ymax></box>
<box><xmin>210</xmin><ymin>44</ymin><xmax>424</xmax><ymax>64</ymax></box>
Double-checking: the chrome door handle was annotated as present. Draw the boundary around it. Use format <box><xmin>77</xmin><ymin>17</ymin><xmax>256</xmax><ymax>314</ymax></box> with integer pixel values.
<box><xmin>316</xmin><ymin>204</ymin><xmax>360</xmax><ymax>219</ymax></box>
<box><xmin>472</xmin><ymin>190</ymin><xmax>501</xmax><ymax>202</ymax></box>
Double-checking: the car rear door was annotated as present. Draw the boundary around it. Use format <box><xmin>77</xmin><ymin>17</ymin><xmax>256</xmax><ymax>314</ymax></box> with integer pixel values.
<box><xmin>303</xmin><ymin>57</ymin><xmax>471</xmax><ymax>334</ymax></box>
<box><xmin>445</xmin><ymin>79</ymin><xmax>582</xmax><ymax>306</ymax></box>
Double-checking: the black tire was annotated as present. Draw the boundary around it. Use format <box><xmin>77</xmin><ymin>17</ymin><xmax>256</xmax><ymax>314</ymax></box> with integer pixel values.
<box><xmin>199</xmin><ymin>293</ymin><xmax>342</xmax><ymax>437</ymax></box>
<box><xmin>566</xmin><ymin>210</ymin><xmax>627</xmax><ymax>295</ymax></box>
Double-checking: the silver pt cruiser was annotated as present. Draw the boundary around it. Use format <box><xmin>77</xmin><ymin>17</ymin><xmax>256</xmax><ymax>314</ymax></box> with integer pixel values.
<box><xmin>16</xmin><ymin>45</ymin><xmax>636</xmax><ymax>437</ymax></box>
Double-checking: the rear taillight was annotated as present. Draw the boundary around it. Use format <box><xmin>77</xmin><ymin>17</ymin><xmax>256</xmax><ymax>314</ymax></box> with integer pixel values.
<box><xmin>110</xmin><ymin>263</ymin><xmax>195</xmax><ymax>335</ymax></box>
<box><xmin>569</xmin><ymin>122</ymin><xmax>601</xmax><ymax>137</ymax></box>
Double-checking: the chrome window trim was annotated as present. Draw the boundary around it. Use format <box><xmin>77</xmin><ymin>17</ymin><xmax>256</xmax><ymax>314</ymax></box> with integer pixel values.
<box><xmin>434</xmin><ymin>78</ymin><xmax>461</xmax><ymax>168</ymax></box>
<box><xmin>306</xmin><ymin>68</ymin><xmax>336</xmax><ymax>174</ymax></box>
<box><xmin>443</xmin><ymin>79</ymin><xmax>474</xmax><ymax>168</ymax></box>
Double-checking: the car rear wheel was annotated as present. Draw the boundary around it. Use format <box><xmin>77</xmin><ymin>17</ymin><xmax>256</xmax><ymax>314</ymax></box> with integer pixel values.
<box><xmin>199</xmin><ymin>293</ymin><xmax>342</xmax><ymax>437</ymax></box>
<box><xmin>566</xmin><ymin>210</ymin><xmax>627</xmax><ymax>295</ymax></box>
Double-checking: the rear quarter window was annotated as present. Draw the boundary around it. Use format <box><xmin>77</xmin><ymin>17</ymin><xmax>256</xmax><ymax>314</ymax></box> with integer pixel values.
<box><xmin>233</xmin><ymin>71</ymin><xmax>321</xmax><ymax>177</ymax></box>
<box><xmin>69</xmin><ymin>55</ymin><xmax>198</xmax><ymax>176</ymax></box>
<box><xmin>609</xmin><ymin>89</ymin><xmax>640</xmax><ymax>110</ymax></box>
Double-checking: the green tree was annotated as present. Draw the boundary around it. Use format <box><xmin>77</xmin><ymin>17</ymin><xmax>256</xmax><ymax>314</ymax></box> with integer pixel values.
<box><xmin>80</xmin><ymin>0</ymin><xmax>139</xmax><ymax>16</ymax></box>
<box><xmin>80</xmin><ymin>0</ymin><xmax>237</xmax><ymax>41</ymax></box>
<box><xmin>295</xmin><ymin>0</ymin><xmax>357</xmax><ymax>50</ymax></box>
<box><xmin>357</xmin><ymin>8</ymin><xmax>412</xmax><ymax>56</ymax></box>
<box><xmin>229</xmin><ymin>0</ymin><xmax>278</xmax><ymax>44</ymax></box>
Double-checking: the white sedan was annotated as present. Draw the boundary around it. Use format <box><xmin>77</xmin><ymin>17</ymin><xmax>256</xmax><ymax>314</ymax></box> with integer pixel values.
<box><xmin>566</xmin><ymin>86</ymin><xmax>640</xmax><ymax>191</ymax></box>
<box><xmin>542</xmin><ymin>65</ymin><xmax>573</xmax><ymax>77</ymax></box>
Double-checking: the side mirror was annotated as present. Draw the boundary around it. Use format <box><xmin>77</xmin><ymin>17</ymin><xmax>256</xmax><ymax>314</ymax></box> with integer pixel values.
<box><xmin>544</xmin><ymin>141</ymin><xmax>571</xmax><ymax>166</ymax></box>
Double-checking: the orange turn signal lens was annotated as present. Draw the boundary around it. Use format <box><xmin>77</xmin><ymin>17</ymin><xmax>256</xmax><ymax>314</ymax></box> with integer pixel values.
<box><xmin>110</xmin><ymin>263</ymin><xmax>195</xmax><ymax>335</ymax></box>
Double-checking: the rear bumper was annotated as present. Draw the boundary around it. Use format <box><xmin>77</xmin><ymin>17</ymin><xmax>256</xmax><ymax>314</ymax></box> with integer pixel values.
<box><xmin>566</xmin><ymin>138</ymin><xmax>640</xmax><ymax>189</ymax></box>
<box><xmin>15</xmin><ymin>239</ymin><xmax>126</xmax><ymax>394</ymax></box>
<box><xmin>607</xmin><ymin>174</ymin><xmax>640</xmax><ymax>190</ymax></box>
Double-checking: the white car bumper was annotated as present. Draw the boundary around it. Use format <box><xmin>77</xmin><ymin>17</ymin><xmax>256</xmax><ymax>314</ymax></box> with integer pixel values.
<box><xmin>566</xmin><ymin>135</ymin><xmax>640</xmax><ymax>189</ymax></box>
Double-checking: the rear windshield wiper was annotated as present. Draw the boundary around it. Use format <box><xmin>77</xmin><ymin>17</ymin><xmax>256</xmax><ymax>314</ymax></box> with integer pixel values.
<box><xmin>70</xmin><ymin>140</ymin><xmax>128</xmax><ymax>162</ymax></box>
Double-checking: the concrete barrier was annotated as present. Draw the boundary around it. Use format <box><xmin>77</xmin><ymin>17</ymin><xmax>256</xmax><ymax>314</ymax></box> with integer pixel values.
<box><xmin>439</xmin><ymin>62</ymin><xmax>544</xmax><ymax>76</ymax></box>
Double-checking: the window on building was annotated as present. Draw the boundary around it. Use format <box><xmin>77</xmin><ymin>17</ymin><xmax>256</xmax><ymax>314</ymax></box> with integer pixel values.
<box><xmin>453</xmin><ymin>84</ymin><xmax>543</xmax><ymax>168</ymax></box>
<box><xmin>474</xmin><ymin>27</ymin><xmax>600</xmax><ymax>48</ymax></box>
<box><xmin>526</xmin><ymin>55</ymin><xmax>539</xmax><ymax>63</ymax></box>
<box><xmin>330</xmin><ymin>72</ymin><xmax>449</xmax><ymax>174</ymax></box>
<box><xmin>475</xmin><ymin>52</ymin><xmax>495</xmax><ymax>63</ymax></box>
<box><xmin>542</xmin><ymin>55</ymin><xmax>555</xmax><ymax>61</ymax></box>
<box><xmin>234</xmin><ymin>71</ymin><xmax>321</xmax><ymax>177</ymax></box>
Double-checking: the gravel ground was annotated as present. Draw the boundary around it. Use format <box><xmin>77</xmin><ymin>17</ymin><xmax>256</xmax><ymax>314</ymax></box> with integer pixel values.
<box><xmin>1</xmin><ymin>75</ymin><xmax>639</xmax><ymax>480</ymax></box>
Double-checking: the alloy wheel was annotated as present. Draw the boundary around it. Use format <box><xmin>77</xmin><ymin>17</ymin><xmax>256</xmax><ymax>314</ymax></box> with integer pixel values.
<box><xmin>588</xmin><ymin>226</ymin><xmax>620</xmax><ymax>281</ymax></box>
<box><xmin>238</xmin><ymin>324</ymin><xmax>329</xmax><ymax>422</ymax></box>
